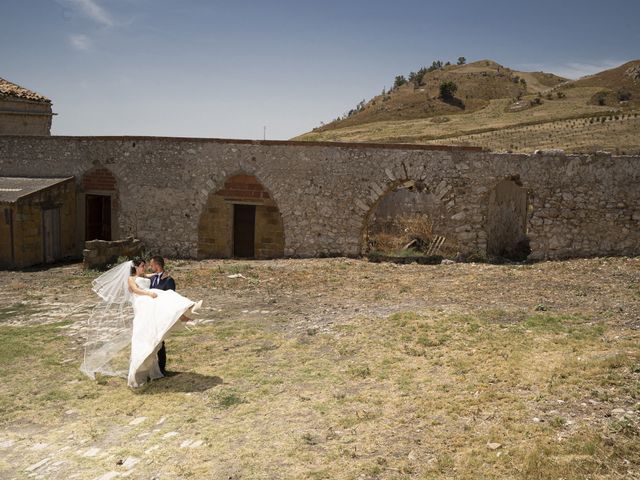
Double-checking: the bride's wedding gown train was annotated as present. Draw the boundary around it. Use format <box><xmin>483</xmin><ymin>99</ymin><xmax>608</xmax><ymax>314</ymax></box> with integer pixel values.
<box><xmin>127</xmin><ymin>276</ymin><xmax>196</xmax><ymax>387</ymax></box>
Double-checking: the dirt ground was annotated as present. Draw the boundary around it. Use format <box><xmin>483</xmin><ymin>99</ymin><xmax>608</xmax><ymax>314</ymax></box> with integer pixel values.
<box><xmin>0</xmin><ymin>257</ymin><xmax>639</xmax><ymax>479</ymax></box>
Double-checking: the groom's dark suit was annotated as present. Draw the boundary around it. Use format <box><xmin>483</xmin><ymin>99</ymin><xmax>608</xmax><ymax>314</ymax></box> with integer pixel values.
<box><xmin>151</xmin><ymin>272</ymin><xmax>176</xmax><ymax>374</ymax></box>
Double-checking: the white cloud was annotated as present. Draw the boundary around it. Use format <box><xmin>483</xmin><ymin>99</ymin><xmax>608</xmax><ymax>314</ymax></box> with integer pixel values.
<box><xmin>515</xmin><ymin>60</ymin><xmax>624</xmax><ymax>80</ymax></box>
<box><xmin>68</xmin><ymin>33</ymin><xmax>92</xmax><ymax>51</ymax></box>
<box><xmin>551</xmin><ymin>60</ymin><xmax>624</xmax><ymax>80</ymax></box>
<box><xmin>62</xmin><ymin>0</ymin><xmax>115</xmax><ymax>27</ymax></box>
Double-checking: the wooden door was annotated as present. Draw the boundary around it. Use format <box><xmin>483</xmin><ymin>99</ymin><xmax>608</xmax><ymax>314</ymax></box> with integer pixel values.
<box><xmin>43</xmin><ymin>207</ymin><xmax>61</xmax><ymax>263</ymax></box>
<box><xmin>233</xmin><ymin>204</ymin><xmax>255</xmax><ymax>258</ymax></box>
<box><xmin>85</xmin><ymin>194</ymin><xmax>112</xmax><ymax>241</ymax></box>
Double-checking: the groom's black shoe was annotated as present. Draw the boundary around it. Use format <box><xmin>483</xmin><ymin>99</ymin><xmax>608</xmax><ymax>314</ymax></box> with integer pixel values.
<box><xmin>158</xmin><ymin>341</ymin><xmax>167</xmax><ymax>375</ymax></box>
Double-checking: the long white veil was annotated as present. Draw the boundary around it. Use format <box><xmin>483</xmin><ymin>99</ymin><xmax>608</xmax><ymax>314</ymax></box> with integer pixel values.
<box><xmin>80</xmin><ymin>260</ymin><xmax>135</xmax><ymax>379</ymax></box>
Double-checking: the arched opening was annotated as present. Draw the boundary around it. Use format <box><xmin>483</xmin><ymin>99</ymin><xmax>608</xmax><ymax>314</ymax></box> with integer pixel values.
<box><xmin>198</xmin><ymin>174</ymin><xmax>284</xmax><ymax>259</ymax></box>
<box><xmin>81</xmin><ymin>167</ymin><xmax>117</xmax><ymax>241</ymax></box>
<box><xmin>362</xmin><ymin>180</ymin><xmax>450</xmax><ymax>257</ymax></box>
<box><xmin>486</xmin><ymin>178</ymin><xmax>530</xmax><ymax>261</ymax></box>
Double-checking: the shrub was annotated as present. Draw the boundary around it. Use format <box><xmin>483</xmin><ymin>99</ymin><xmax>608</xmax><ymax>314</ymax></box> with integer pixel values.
<box><xmin>427</xmin><ymin>60</ymin><xmax>444</xmax><ymax>72</ymax></box>
<box><xmin>394</xmin><ymin>75</ymin><xmax>407</xmax><ymax>89</ymax></box>
<box><xmin>617</xmin><ymin>88</ymin><xmax>632</xmax><ymax>101</ymax></box>
<box><xmin>457</xmin><ymin>56</ymin><xmax>466</xmax><ymax>65</ymax></box>
<box><xmin>409</xmin><ymin>69</ymin><xmax>426</xmax><ymax>87</ymax></box>
<box><xmin>439</xmin><ymin>81</ymin><xmax>458</xmax><ymax>100</ymax></box>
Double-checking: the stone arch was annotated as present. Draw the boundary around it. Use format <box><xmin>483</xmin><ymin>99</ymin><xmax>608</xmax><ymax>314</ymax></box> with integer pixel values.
<box><xmin>81</xmin><ymin>166</ymin><xmax>118</xmax><ymax>241</ymax></box>
<box><xmin>485</xmin><ymin>177</ymin><xmax>530</xmax><ymax>260</ymax></box>
<box><xmin>197</xmin><ymin>173</ymin><xmax>284</xmax><ymax>259</ymax></box>
<box><xmin>359</xmin><ymin>177</ymin><xmax>455</xmax><ymax>255</ymax></box>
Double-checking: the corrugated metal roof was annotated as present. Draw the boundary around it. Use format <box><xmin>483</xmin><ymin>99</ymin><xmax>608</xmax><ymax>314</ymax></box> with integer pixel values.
<box><xmin>0</xmin><ymin>177</ymin><xmax>74</xmax><ymax>203</ymax></box>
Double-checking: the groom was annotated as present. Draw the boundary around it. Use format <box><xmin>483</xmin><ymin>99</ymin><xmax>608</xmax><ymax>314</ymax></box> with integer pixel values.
<box><xmin>149</xmin><ymin>255</ymin><xmax>176</xmax><ymax>375</ymax></box>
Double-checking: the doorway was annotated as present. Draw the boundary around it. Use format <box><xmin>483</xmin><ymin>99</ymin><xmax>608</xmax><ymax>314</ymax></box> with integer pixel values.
<box><xmin>43</xmin><ymin>207</ymin><xmax>61</xmax><ymax>263</ymax></box>
<box><xmin>85</xmin><ymin>194</ymin><xmax>112</xmax><ymax>241</ymax></box>
<box><xmin>233</xmin><ymin>204</ymin><xmax>255</xmax><ymax>258</ymax></box>
<box><xmin>486</xmin><ymin>179</ymin><xmax>529</xmax><ymax>260</ymax></box>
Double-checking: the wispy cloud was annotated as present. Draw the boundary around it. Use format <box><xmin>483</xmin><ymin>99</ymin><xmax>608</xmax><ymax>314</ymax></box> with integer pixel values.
<box><xmin>551</xmin><ymin>60</ymin><xmax>624</xmax><ymax>80</ymax></box>
<box><xmin>68</xmin><ymin>33</ymin><xmax>92</xmax><ymax>51</ymax></box>
<box><xmin>515</xmin><ymin>60</ymin><xmax>624</xmax><ymax>80</ymax></box>
<box><xmin>61</xmin><ymin>0</ymin><xmax>115</xmax><ymax>27</ymax></box>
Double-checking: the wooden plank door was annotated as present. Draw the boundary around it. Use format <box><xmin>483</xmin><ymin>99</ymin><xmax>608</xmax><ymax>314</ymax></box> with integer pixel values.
<box><xmin>233</xmin><ymin>204</ymin><xmax>255</xmax><ymax>258</ymax></box>
<box><xmin>43</xmin><ymin>207</ymin><xmax>61</xmax><ymax>263</ymax></box>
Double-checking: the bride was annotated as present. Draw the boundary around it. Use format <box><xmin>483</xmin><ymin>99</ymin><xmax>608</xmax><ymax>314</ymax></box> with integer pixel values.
<box><xmin>80</xmin><ymin>259</ymin><xmax>203</xmax><ymax>387</ymax></box>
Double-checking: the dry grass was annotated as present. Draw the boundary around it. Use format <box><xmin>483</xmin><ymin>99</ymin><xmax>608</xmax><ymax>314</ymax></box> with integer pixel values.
<box><xmin>368</xmin><ymin>214</ymin><xmax>461</xmax><ymax>258</ymax></box>
<box><xmin>0</xmin><ymin>257</ymin><xmax>639</xmax><ymax>479</ymax></box>
<box><xmin>368</xmin><ymin>214</ymin><xmax>433</xmax><ymax>253</ymax></box>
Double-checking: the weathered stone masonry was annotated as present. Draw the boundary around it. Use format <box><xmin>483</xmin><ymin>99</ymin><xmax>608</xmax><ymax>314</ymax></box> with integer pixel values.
<box><xmin>0</xmin><ymin>135</ymin><xmax>638</xmax><ymax>261</ymax></box>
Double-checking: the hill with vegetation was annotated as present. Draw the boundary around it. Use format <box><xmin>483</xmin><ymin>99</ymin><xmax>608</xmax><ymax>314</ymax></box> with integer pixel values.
<box><xmin>295</xmin><ymin>59</ymin><xmax>640</xmax><ymax>154</ymax></box>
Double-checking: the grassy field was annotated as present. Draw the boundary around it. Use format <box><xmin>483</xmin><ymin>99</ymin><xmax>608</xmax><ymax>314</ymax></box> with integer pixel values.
<box><xmin>0</xmin><ymin>257</ymin><xmax>639</xmax><ymax>479</ymax></box>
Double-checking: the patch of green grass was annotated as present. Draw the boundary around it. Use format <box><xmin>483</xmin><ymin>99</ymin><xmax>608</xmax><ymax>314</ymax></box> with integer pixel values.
<box><xmin>348</xmin><ymin>364</ymin><xmax>371</xmax><ymax>379</ymax></box>
<box><xmin>0</xmin><ymin>321</ymin><xmax>70</xmax><ymax>364</ymax></box>
<box><xmin>213</xmin><ymin>390</ymin><xmax>246</xmax><ymax>409</ymax></box>
<box><xmin>0</xmin><ymin>302</ymin><xmax>44</xmax><ymax>322</ymax></box>
<box><xmin>217</xmin><ymin>263</ymin><xmax>254</xmax><ymax>275</ymax></box>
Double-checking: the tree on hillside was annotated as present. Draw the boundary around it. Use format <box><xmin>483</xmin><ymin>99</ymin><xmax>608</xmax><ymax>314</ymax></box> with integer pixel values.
<box><xmin>457</xmin><ymin>57</ymin><xmax>466</xmax><ymax>65</ymax></box>
<box><xmin>394</xmin><ymin>75</ymin><xmax>407</xmax><ymax>89</ymax></box>
<box><xmin>409</xmin><ymin>68</ymin><xmax>427</xmax><ymax>87</ymax></box>
<box><xmin>427</xmin><ymin>60</ymin><xmax>444</xmax><ymax>73</ymax></box>
<box><xmin>439</xmin><ymin>80</ymin><xmax>458</xmax><ymax>100</ymax></box>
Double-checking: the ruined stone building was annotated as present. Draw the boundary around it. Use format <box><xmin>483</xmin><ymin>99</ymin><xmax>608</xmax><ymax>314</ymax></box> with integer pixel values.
<box><xmin>0</xmin><ymin>135</ymin><xmax>638</xmax><ymax>269</ymax></box>
<box><xmin>0</xmin><ymin>83</ymin><xmax>638</xmax><ymax>268</ymax></box>
<box><xmin>0</xmin><ymin>77</ymin><xmax>54</xmax><ymax>136</ymax></box>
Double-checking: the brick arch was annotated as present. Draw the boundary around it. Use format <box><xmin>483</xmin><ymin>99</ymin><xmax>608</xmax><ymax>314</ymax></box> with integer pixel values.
<box><xmin>197</xmin><ymin>173</ymin><xmax>284</xmax><ymax>259</ymax></box>
<box><xmin>82</xmin><ymin>166</ymin><xmax>117</xmax><ymax>191</ymax></box>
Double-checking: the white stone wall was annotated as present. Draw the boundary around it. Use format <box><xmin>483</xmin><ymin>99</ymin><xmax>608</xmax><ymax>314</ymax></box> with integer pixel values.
<box><xmin>0</xmin><ymin>136</ymin><xmax>638</xmax><ymax>260</ymax></box>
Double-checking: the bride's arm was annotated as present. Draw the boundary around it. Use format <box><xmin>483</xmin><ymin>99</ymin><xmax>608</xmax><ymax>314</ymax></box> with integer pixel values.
<box><xmin>127</xmin><ymin>277</ymin><xmax>157</xmax><ymax>298</ymax></box>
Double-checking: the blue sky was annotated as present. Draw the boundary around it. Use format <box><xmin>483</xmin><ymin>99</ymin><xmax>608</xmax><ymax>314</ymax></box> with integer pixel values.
<box><xmin>1</xmin><ymin>0</ymin><xmax>638</xmax><ymax>139</ymax></box>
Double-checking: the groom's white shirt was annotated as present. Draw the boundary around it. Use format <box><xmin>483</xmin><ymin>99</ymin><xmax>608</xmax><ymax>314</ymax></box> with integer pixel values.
<box><xmin>151</xmin><ymin>272</ymin><xmax>162</xmax><ymax>288</ymax></box>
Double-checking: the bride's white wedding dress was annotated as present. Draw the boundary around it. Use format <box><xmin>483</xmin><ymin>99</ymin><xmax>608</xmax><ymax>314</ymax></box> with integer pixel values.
<box><xmin>127</xmin><ymin>276</ymin><xmax>196</xmax><ymax>387</ymax></box>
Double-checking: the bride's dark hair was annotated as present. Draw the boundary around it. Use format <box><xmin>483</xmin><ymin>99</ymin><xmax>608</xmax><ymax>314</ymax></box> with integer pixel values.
<box><xmin>130</xmin><ymin>258</ymin><xmax>145</xmax><ymax>275</ymax></box>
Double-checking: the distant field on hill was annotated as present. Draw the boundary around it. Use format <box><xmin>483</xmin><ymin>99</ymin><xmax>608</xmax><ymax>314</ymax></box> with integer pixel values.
<box><xmin>429</xmin><ymin>112</ymin><xmax>640</xmax><ymax>154</ymax></box>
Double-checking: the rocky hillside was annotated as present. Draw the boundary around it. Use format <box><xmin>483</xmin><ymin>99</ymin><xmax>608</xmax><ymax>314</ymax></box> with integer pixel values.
<box><xmin>295</xmin><ymin>59</ymin><xmax>640</xmax><ymax>154</ymax></box>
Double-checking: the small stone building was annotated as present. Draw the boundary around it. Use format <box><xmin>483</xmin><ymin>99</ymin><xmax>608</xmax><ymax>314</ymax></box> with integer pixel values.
<box><xmin>0</xmin><ymin>177</ymin><xmax>76</xmax><ymax>268</ymax></box>
<box><xmin>0</xmin><ymin>77</ymin><xmax>54</xmax><ymax>135</ymax></box>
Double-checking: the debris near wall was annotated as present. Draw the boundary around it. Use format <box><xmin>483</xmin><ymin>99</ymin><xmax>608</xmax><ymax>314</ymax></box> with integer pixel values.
<box><xmin>83</xmin><ymin>237</ymin><xmax>144</xmax><ymax>270</ymax></box>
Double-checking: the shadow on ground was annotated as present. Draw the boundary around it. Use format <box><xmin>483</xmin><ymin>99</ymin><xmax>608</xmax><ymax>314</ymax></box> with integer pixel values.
<box><xmin>140</xmin><ymin>372</ymin><xmax>223</xmax><ymax>394</ymax></box>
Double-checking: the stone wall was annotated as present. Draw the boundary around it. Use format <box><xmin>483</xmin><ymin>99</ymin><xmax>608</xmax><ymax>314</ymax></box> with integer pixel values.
<box><xmin>0</xmin><ymin>98</ymin><xmax>52</xmax><ymax>136</ymax></box>
<box><xmin>0</xmin><ymin>136</ymin><xmax>638</xmax><ymax>261</ymax></box>
<box><xmin>83</xmin><ymin>237</ymin><xmax>144</xmax><ymax>269</ymax></box>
